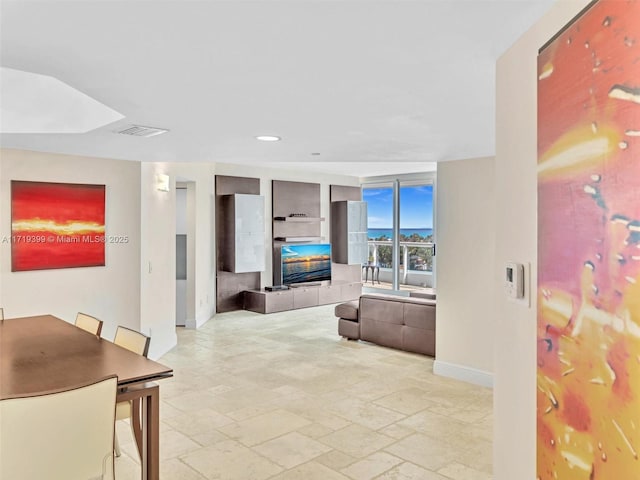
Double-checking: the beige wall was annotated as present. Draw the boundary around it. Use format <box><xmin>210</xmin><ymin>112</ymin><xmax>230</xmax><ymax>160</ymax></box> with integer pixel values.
<box><xmin>0</xmin><ymin>149</ymin><xmax>142</xmax><ymax>341</ymax></box>
<box><xmin>140</xmin><ymin>162</ymin><xmax>178</xmax><ymax>359</ymax></box>
<box><xmin>139</xmin><ymin>162</ymin><xmax>215</xmax><ymax>358</ymax></box>
<box><xmin>494</xmin><ymin>1</ymin><xmax>590</xmax><ymax>478</ymax></box>
<box><xmin>0</xmin><ymin>151</ymin><xmax>216</xmax><ymax>359</ymax></box>
<box><xmin>434</xmin><ymin>156</ymin><xmax>495</xmax><ymax>386</ymax></box>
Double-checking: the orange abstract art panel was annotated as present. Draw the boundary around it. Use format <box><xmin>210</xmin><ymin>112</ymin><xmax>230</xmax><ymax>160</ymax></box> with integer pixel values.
<box><xmin>537</xmin><ymin>1</ymin><xmax>640</xmax><ymax>478</ymax></box>
<box><xmin>11</xmin><ymin>181</ymin><xmax>106</xmax><ymax>271</ymax></box>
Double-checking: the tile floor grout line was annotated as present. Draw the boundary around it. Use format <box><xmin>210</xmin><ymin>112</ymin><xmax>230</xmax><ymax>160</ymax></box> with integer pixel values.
<box><xmin>115</xmin><ymin>304</ymin><xmax>493</xmax><ymax>479</ymax></box>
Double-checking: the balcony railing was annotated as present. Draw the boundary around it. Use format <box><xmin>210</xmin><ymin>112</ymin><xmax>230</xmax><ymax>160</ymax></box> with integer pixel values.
<box><xmin>367</xmin><ymin>240</ymin><xmax>434</xmax><ymax>286</ymax></box>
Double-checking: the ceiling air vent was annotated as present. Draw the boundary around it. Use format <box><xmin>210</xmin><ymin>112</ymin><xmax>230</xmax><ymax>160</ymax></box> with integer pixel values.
<box><xmin>116</xmin><ymin>124</ymin><xmax>169</xmax><ymax>138</ymax></box>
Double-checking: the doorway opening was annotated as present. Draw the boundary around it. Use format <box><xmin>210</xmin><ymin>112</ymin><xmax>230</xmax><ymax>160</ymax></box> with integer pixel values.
<box><xmin>176</xmin><ymin>181</ymin><xmax>196</xmax><ymax>327</ymax></box>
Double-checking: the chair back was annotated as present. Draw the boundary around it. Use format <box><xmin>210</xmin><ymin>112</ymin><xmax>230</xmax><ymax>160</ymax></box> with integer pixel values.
<box><xmin>76</xmin><ymin>312</ymin><xmax>103</xmax><ymax>336</ymax></box>
<box><xmin>114</xmin><ymin>326</ymin><xmax>150</xmax><ymax>357</ymax></box>
<box><xmin>0</xmin><ymin>375</ymin><xmax>117</xmax><ymax>480</ymax></box>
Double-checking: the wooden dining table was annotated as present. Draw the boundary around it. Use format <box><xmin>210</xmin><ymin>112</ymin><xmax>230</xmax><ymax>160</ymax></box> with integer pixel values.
<box><xmin>0</xmin><ymin>315</ymin><xmax>173</xmax><ymax>480</ymax></box>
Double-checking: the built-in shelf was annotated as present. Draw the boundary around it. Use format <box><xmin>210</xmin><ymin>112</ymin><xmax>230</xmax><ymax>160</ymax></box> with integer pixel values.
<box><xmin>272</xmin><ymin>180</ymin><xmax>324</xmax><ymax>286</ymax></box>
<box><xmin>244</xmin><ymin>281</ymin><xmax>362</xmax><ymax>314</ymax></box>
<box><xmin>274</xmin><ymin>236</ymin><xmax>324</xmax><ymax>242</ymax></box>
<box><xmin>274</xmin><ymin>216</ymin><xmax>325</xmax><ymax>222</ymax></box>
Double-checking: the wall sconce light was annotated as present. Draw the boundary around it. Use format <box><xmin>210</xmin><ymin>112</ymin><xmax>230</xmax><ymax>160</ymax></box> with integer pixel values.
<box><xmin>156</xmin><ymin>173</ymin><xmax>170</xmax><ymax>192</ymax></box>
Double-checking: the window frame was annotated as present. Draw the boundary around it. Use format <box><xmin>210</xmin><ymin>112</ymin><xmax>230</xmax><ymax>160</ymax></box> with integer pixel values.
<box><xmin>361</xmin><ymin>172</ymin><xmax>437</xmax><ymax>291</ymax></box>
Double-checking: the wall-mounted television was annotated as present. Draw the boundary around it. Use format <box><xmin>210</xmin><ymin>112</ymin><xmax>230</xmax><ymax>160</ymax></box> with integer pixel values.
<box><xmin>281</xmin><ymin>244</ymin><xmax>331</xmax><ymax>285</ymax></box>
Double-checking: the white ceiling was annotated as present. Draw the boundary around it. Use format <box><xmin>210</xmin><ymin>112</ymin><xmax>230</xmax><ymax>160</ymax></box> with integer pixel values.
<box><xmin>0</xmin><ymin>0</ymin><xmax>554</xmax><ymax>178</ymax></box>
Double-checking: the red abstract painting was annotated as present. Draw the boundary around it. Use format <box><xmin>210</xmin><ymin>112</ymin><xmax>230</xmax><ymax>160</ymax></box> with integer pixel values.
<box><xmin>11</xmin><ymin>181</ymin><xmax>106</xmax><ymax>271</ymax></box>
<box><xmin>537</xmin><ymin>1</ymin><xmax>640</xmax><ymax>478</ymax></box>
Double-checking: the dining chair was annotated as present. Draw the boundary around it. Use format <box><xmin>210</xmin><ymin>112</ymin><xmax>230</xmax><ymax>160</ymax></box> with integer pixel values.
<box><xmin>0</xmin><ymin>375</ymin><xmax>118</xmax><ymax>480</ymax></box>
<box><xmin>113</xmin><ymin>326</ymin><xmax>150</xmax><ymax>458</ymax></box>
<box><xmin>114</xmin><ymin>325</ymin><xmax>150</xmax><ymax>358</ymax></box>
<box><xmin>75</xmin><ymin>312</ymin><xmax>104</xmax><ymax>337</ymax></box>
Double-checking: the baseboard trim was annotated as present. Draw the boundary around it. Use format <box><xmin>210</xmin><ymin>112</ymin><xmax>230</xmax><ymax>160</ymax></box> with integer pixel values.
<box><xmin>433</xmin><ymin>360</ymin><xmax>494</xmax><ymax>388</ymax></box>
<box><xmin>185</xmin><ymin>311</ymin><xmax>214</xmax><ymax>329</ymax></box>
<box><xmin>195</xmin><ymin>312</ymin><xmax>212</xmax><ymax>329</ymax></box>
<box><xmin>148</xmin><ymin>334</ymin><xmax>177</xmax><ymax>361</ymax></box>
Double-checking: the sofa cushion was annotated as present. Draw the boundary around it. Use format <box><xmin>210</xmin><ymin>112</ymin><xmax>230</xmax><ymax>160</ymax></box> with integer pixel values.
<box><xmin>403</xmin><ymin>302</ymin><xmax>436</xmax><ymax>330</ymax></box>
<box><xmin>360</xmin><ymin>296</ymin><xmax>404</xmax><ymax>325</ymax></box>
<box><xmin>360</xmin><ymin>318</ymin><xmax>403</xmax><ymax>350</ymax></box>
<box><xmin>402</xmin><ymin>326</ymin><xmax>435</xmax><ymax>356</ymax></box>
<box><xmin>335</xmin><ymin>301</ymin><xmax>359</xmax><ymax>321</ymax></box>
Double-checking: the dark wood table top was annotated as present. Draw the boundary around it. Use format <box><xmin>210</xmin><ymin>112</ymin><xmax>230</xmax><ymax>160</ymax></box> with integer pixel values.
<box><xmin>0</xmin><ymin>315</ymin><xmax>173</xmax><ymax>399</ymax></box>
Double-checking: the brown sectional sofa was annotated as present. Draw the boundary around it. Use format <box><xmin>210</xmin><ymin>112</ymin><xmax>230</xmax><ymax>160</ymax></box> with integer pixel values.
<box><xmin>336</xmin><ymin>293</ymin><xmax>436</xmax><ymax>356</ymax></box>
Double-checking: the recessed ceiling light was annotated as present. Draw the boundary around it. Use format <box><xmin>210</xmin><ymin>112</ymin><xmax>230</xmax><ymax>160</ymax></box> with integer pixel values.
<box><xmin>256</xmin><ymin>135</ymin><xmax>281</xmax><ymax>142</ymax></box>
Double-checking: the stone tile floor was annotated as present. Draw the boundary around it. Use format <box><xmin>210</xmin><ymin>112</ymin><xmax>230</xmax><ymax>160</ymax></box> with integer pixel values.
<box><xmin>115</xmin><ymin>304</ymin><xmax>492</xmax><ymax>479</ymax></box>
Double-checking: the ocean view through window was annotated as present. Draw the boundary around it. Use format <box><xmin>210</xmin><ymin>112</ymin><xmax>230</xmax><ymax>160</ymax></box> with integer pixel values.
<box><xmin>363</xmin><ymin>183</ymin><xmax>434</xmax><ymax>291</ymax></box>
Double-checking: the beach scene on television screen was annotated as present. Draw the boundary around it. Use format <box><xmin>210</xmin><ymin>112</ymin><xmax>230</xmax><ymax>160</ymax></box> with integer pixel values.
<box><xmin>282</xmin><ymin>244</ymin><xmax>331</xmax><ymax>284</ymax></box>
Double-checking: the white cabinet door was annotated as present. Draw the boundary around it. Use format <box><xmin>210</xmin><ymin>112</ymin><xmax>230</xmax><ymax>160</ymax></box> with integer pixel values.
<box><xmin>224</xmin><ymin>194</ymin><xmax>266</xmax><ymax>273</ymax></box>
<box><xmin>235</xmin><ymin>232</ymin><xmax>266</xmax><ymax>273</ymax></box>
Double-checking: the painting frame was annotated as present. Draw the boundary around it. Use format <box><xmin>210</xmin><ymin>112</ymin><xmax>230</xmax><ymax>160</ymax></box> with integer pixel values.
<box><xmin>11</xmin><ymin>180</ymin><xmax>106</xmax><ymax>272</ymax></box>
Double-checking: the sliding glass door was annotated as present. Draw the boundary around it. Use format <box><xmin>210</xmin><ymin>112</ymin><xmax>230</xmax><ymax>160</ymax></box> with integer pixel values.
<box><xmin>399</xmin><ymin>182</ymin><xmax>434</xmax><ymax>290</ymax></box>
<box><xmin>362</xmin><ymin>179</ymin><xmax>434</xmax><ymax>293</ymax></box>
<box><xmin>362</xmin><ymin>184</ymin><xmax>394</xmax><ymax>269</ymax></box>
